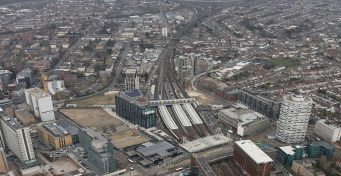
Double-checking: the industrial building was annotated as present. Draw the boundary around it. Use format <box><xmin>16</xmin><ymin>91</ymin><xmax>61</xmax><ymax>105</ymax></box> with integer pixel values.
<box><xmin>115</xmin><ymin>89</ymin><xmax>156</xmax><ymax>128</ymax></box>
<box><xmin>276</xmin><ymin>94</ymin><xmax>313</xmax><ymax>143</ymax></box>
<box><xmin>307</xmin><ymin>141</ymin><xmax>334</xmax><ymax>160</ymax></box>
<box><xmin>79</xmin><ymin>128</ymin><xmax>115</xmax><ymax>174</ymax></box>
<box><xmin>238</xmin><ymin>89</ymin><xmax>281</xmax><ymax>120</ymax></box>
<box><xmin>218</xmin><ymin>104</ymin><xmax>270</xmax><ymax>136</ymax></box>
<box><xmin>0</xmin><ymin>112</ymin><xmax>36</xmax><ymax>163</ymax></box>
<box><xmin>25</xmin><ymin>87</ymin><xmax>55</xmax><ymax>122</ymax></box>
<box><xmin>124</xmin><ymin>68</ymin><xmax>139</xmax><ymax>91</ymax></box>
<box><xmin>276</xmin><ymin>145</ymin><xmax>304</xmax><ymax>166</ymax></box>
<box><xmin>37</xmin><ymin>122</ymin><xmax>74</xmax><ymax>150</ymax></box>
<box><xmin>233</xmin><ymin>140</ymin><xmax>273</xmax><ymax>176</ymax></box>
<box><xmin>314</xmin><ymin>119</ymin><xmax>341</xmax><ymax>142</ymax></box>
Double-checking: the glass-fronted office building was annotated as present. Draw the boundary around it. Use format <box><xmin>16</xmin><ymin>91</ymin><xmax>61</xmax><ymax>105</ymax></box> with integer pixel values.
<box><xmin>79</xmin><ymin>128</ymin><xmax>115</xmax><ymax>174</ymax></box>
<box><xmin>115</xmin><ymin>89</ymin><xmax>156</xmax><ymax>128</ymax></box>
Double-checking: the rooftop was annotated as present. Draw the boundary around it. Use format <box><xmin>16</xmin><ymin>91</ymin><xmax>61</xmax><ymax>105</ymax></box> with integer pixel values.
<box><xmin>314</xmin><ymin>141</ymin><xmax>334</xmax><ymax>150</ymax></box>
<box><xmin>26</xmin><ymin>87</ymin><xmax>52</xmax><ymax>98</ymax></box>
<box><xmin>119</xmin><ymin>89</ymin><xmax>149</xmax><ymax>107</ymax></box>
<box><xmin>180</xmin><ymin>134</ymin><xmax>232</xmax><ymax>153</ymax></box>
<box><xmin>0</xmin><ymin>112</ymin><xmax>25</xmax><ymax>129</ymax></box>
<box><xmin>285</xmin><ymin>94</ymin><xmax>313</xmax><ymax>104</ymax></box>
<box><xmin>125</xmin><ymin>68</ymin><xmax>137</xmax><ymax>75</ymax></box>
<box><xmin>137</xmin><ymin>141</ymin><xmax>176</xmax><ymax>157</ymax></box>
<box><xmin>318</xmin><ymin>119</ymin><xmax>341</xmax><ymax>128</ymax></box>
<box><xmin>219</xmin><ymin>104</ymin><xmax>267</xmax><ymax>126</ymax></box>
<box><xmin>235</xmin><ymin>140</ymin><xmax>273</xmax><ymax>164</ymax></box>
<box><xmin>280</xmin><ymin>146</ymin><xmax>295</xmax><ymax>155</ymax></box>
<box><xmin>43</xmin><ymin>123</ymin><xmax>69</xmax><ymax>137</ymax></box>
<box><xmin>55</xmin><ymin>119</ymin><xmax>79</xmax><ymax>136</ymax></box>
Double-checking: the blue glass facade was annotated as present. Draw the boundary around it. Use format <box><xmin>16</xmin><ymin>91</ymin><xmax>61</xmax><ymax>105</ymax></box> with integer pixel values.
<box><xmin>79</xmin><ymin>128</ymin><xmax>115</xmax><ymax>174</ymax></box>
<box><xmin>115</xmin><ymin>90</ymin><xmax>156</xmax><ymax>128</ymax></box>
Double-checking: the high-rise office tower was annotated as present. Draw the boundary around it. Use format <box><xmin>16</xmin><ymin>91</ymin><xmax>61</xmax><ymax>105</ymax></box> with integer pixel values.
<box><xmin>276</xmin><ymin>94</ymin><xmax>313</xmax><ymax>143</ymax></box>
<box><xmin>24</xmin><ymin>87</ymin><xmax>55</xmax><ymax>122</ymax></box>
<box><xmin>124</xmin><ymin>68</ymin><xmax>139</xmax><ymax>91</ymax></box>
<box><xmin>0</xmin><ymin>113</ymin><xmax>36</xmax><ymax>163</ymax></box>
<box><xmin>161</xmin><ymin>27</ymin><xmax>168</xmax><ymax>37</ymax></box>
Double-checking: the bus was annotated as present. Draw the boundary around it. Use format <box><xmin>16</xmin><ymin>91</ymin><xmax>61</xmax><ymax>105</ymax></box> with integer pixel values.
<box><xmin>175</xmin><ymin>167</ymin><xmax>183</xmax><ymax>171</ymax></box>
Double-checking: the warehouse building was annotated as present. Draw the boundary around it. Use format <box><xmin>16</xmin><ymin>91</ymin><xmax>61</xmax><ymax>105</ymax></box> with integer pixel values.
<box><xmin>233</xmin><ymin>140</ymin><xmax>273</xmax><ymax>176</ymax></box>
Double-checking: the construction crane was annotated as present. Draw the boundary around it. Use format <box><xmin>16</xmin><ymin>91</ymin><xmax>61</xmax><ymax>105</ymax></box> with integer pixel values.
<box><xmin>25</xmin><ymin>51</ymin><xmax>47</xmax><ymax>93</ymax></box>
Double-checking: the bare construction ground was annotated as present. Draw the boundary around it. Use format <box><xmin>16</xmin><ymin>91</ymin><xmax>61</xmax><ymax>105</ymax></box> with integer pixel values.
<box><xmin>111</xmin><ymin>129</ymin><xmax>150</xmax><ymax>149</ymax></box>
<box><xmin>186</xmin><ymin>90</ymin><xmax>215</xmax><ymax>105</ymax></box>
<box><xmin>60</xmin><ymin>108</ymin><xmax>123</xmax><ymax>130</ymax></box>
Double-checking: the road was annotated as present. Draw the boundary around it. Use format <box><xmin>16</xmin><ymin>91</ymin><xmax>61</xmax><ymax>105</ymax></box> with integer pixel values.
<box><xmin>56</xmin><ymin>110</ymin><xmax>149</xmax><ymax>175</ymax></box>
<box><xmin>53</xmin><ymin>41</ymin><xmax>131</xmax><ymax>105</ymax></box>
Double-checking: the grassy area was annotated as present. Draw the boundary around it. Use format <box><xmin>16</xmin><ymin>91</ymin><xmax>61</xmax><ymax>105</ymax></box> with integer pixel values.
<box><xmin>264</xmin><ymin>57</ymin><xmax>300</xmax><ymax>69</ymax></box>
<box><xmin>273</xmin><ymin>58</ymin><xmax>299</xmax><ymax>67</ymax></box>
<box><xmin>71</xmin><ymin>94</ymin><xmax>116</xmax><ymax>106</ymax></box>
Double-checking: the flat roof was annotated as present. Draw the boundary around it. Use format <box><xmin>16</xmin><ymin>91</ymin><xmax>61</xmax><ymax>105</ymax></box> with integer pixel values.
<box><xmin>0</xmin><ymin>113</ymin><xmax>24</xmax><ymax>129</ymax></box>
<box><xmin>55</xmin><ymin>119</ymin><xmax>79</xmax><ymax>136</ymax></box>
<box><xmin>314</xmin><ymin>141</ymin><xmax>334</xmax><ymax>150</ymax></box>
<box><xmin>119</xmin><ymin>89</ymin><xmax>149</xmax><ymax>107</ymax></box>
<box><xmin>43</xmin><ymin>123</ymin><xmax>69</xmax><ymax>137</ymax></box>
<box><xmin>181</xmin><ymin>134</ymin><xmax>232</xmax><ymax>153</ymax></box>
<box><xmin>235</xmin><ymin>140</ymin><xmax>273</xmax><ymax>164</ymax></box>
<box><xmin>279</xmin><ymin>146</ymin><xmax>295</xmax><ymax>155</ymax></box>
<box><xmin>219</xmin><ymin>105</ymin><xmax>267</xmax><ymax>126</ymax></box>
<box><xmin>126</xmin><ymin>68</ymin><xmax>137</xmax><ymax>75</ymax></box>
<box><xmin>137</xmin><ymin>141</ymin><xmax>175</xmax><ymax>157</ymax></box>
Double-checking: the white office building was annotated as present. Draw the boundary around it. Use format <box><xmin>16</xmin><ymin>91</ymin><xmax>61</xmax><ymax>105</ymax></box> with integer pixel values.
<box><xmin>25</xmin><ymin>88</ymin><xmax>55</xmax><ymax>122</ymax></box>
<box><xmin>124</xmin><ymin>68</ymin><xmax>139</xmax><ymax>91</ymax></box>
<box><xmin>0</xmin><ymin>113</ymin><xmax>35</xmax><ymax>163</ymax></box>
<box><xmin>46</xmin><ymin>80</ymin><xmax>66</xmax><ymax>95</ymax></box>
<box><xmin>314</xmin><ymin>119</ymin><xmax>341</xmax><ymax>142</ymax></box>
<box><xmin>276</xmin><ymin>94</ymin><xmax>313</xmax><ymax>143</ymax></box>
<box><xmin>161</xmin><ymin>27</ymin><xmax>168</xmax><ymax>37</ymax></box>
